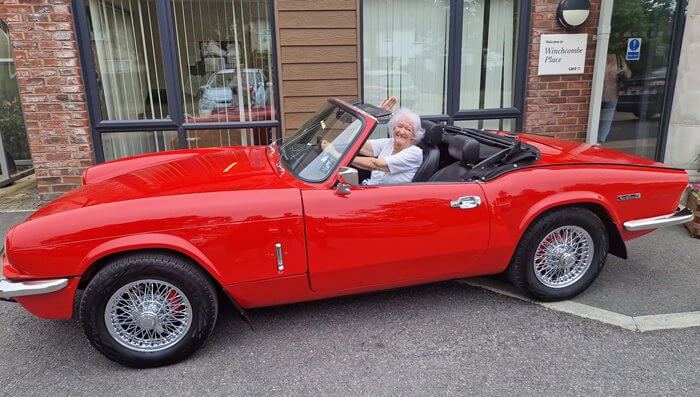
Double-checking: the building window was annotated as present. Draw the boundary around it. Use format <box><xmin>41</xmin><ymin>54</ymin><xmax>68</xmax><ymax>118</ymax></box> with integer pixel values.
<box><xmin>363</xmin><ymin>0</ymin><xmax>450</xmax><ymax>115</ymax></box>
<box><xmin>362</xmin><ymin>0</ymin><xmax>528</xmax><ymax>128</ymax></box>
<box><xmin>1</xmin><ymin>19</ymin><xmax>33</xmax><ymax>183</ymax></box>
<box><xmin>459</xmin><ymin>0</ymin><xmax>520</xmax><ymax>111</ymax></box>
<box><xmin>86</xmin><ymin>0</ymin><xmax>168</xmax><ymax>121</ymax></box>
<box><xmin>102</xmin><ymin>131</ymin><xmax>178</xmax><ymax>161</ymax></box>
<box><xmin>186</xmin><ymin>127</ymin><xmax>276</xmax><ymax>148</ymax></box>
<box><xmin>77</xmin><ymin>0</ymin><xmax>279</xmax><ymax>162</ymax></box>
<box><xmin>454</xmin><ymin>118</ymin><xmax>516</xmax><ymax>131</ymax></box>
<box><xmin>171</xmin><ymin>0</ymin><xmax>276</xmax><ymax>123</ymax></box>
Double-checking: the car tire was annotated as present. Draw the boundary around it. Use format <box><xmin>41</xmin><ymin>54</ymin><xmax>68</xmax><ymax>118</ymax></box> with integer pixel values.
<box><xmin>79</xmin><ymin>252</ymin><xmax>219</xmax><ymax>368</ymax></box>
<box><xmin>506</xmin><ymin>207</ymin><xmax>609</xmax><ymax>301</ymax></box>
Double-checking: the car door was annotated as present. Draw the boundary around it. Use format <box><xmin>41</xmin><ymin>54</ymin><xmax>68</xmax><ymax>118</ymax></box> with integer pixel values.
<box><xmin>302</xmin><ymin>182</ymin><xmax>490</xmax><ymax>293</ymax></box>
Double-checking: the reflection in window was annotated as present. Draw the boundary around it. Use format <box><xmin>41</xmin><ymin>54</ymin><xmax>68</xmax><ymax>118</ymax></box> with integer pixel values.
<box><xmin>597</xmin><ymin>0</ymin><xmax>677</xmax><ymax>159</ymax></box>
<box><xmin>102</xmin><ymin>131</ymin><xmax>178</xmax><ymax>161</ymax></box>
<box><xmin>0</xmin><ymin>19</ymin><xmax>31</xmax><ymax>174</ymax></box>
<box><xmin>363</xmin><ymin>0</ymin><xmax>449</xmax><ymax>115</ymax></box>
<box><xmin>460</xmin><ymin>0</ymin><xmax>520</xmax><ymax>110</ymax></box>
<box><xmin>363</xmin><ymin>0</ymin><xmax>520</xmax><ymax>114</ymax></box>
<box><xmin>455</xmin><ymin>118</ymin><xmax>516</xmax><ymax>131</ymax></box>
<box><xmin>172</xmin><ymin>0</ymin><xmax>276</xmax><ymax>123</ymax></box>
<box><xmin>186</xmin><ymin>127</ymin><xmax>276</xmax><ymax>148</ymax></box>
<box><xmin>86</xmin><ymin>0</ymin><xmax>168</xmax><ymax>120</ymax></box>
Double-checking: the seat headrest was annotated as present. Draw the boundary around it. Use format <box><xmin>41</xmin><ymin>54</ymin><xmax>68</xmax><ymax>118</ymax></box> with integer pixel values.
<box><xmin>421</xmin><ymin>121</ymin><xmax>443</xmax><ymax>146</ymax></box>
<box><xmin>461</xmin><ymin>138</ymin><xmax>480</xmax><ymax>166</ymax></box>
<box><xmin>447</xmin><ymin>135</ymin><xmax>480</xmax><ymax>166</ymax></box>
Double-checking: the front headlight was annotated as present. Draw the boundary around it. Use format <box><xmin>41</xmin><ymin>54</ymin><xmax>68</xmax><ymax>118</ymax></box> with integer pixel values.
<box><xmin>199</xmin><ymin>96</ymin><xmax>215</xmax><ymax>111</ymax></box>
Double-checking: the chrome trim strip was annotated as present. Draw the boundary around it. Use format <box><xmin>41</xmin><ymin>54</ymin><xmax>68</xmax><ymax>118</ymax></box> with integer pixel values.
<box><xmin>0</xmin><ymin>277</ymin><xmax>69</xmax><ymax>300</ymax></box>
<box><xmin>623</xmin><ymin>206</ymin><xmax>694</xmax><ymax>232</ymax></box>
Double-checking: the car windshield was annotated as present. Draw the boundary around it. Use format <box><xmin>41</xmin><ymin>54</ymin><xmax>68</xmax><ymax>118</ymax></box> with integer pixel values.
<box><xmin>211</xmin><ymin>71</ymin><xmax>261</xmax><ymax>88</ymax></box>
<box><xmin>279</xmin><ymin>103</ymin><xmax>365</xmax><ymax>183</ymax></box>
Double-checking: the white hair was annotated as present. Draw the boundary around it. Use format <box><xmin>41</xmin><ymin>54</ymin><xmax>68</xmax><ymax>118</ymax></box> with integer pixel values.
<box><xmin>388</xmin><ymin>108</ymin><xmax>424</xmax><ymax>144</ymax></box>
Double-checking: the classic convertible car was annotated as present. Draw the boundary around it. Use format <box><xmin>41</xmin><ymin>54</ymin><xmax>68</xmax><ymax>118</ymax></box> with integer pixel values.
<box><xmin>0</xmin><ymin>99</ymin><xmax>691</xmax><ymax>367</ymax></box>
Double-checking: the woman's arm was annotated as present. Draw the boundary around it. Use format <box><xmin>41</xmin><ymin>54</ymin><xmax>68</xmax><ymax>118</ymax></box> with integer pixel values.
<box><xmin>322</xmin><ymin>138</ymin><xmax>373</xmax><ymax>156</ymax></box>
<box><xmin>358</xmin><ymin>141</ymin><xmax>374</xmax><ymax>156</ymax></box>
<box><xmin>351</xmin><ymin>156</ymin><xmax>389</xmax><ymax>172</ymax></box>
<box><xmin>320</xmin><ymin>140</ymin><xmax>341</xmax><ymax>157</ymax></box>
<box><xmin>354</xmin><ymin>97</ymin><xmax>396</xmax><ymax>157</ymax></box>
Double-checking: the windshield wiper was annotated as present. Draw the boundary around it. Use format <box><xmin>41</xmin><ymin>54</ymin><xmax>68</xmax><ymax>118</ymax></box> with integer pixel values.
<box><xmin>278</xmin><ymin>141</ymin><xmax>290</xmax><ymax>161</ymax></box>
<box><xmin>268</xmin><ymin>137</ymin><xmax>282</xmax><ymax>151</ymax></box>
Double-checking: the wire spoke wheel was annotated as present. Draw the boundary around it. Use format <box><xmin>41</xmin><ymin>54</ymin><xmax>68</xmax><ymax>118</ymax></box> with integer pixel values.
<box><xmin>533</xmin><ymin>225</ymin><xmax>594</xmax><ymax>289</ymax></box>
<box><xmin>104</xmin><ymin>279</ymin><xmax>193</xmax><ymax>352</ymax></box>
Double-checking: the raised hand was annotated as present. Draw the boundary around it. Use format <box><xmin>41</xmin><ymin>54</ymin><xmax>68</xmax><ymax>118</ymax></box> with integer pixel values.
<box><xmin>379</xmin><ymin>97</ymin><xmax>398</xmax><ymax>111</ymax></box>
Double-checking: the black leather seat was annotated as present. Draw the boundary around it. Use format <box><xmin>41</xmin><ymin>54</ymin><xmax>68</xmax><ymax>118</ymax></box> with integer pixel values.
<box><xmin>429</xmin><ymin>135</ymin><xmax>480</xmax><ymax>182</ymax></box>
<box><xmin>412</xmin><ymin>121</ymin><xmax>443</xmax><ymax>182</ymax></box>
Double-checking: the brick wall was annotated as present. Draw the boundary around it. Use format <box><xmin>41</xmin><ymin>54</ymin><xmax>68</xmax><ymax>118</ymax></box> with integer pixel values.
<box><xmin>524</xmin><ymin>0</ymin><xmax>601</xmax><ymax>140</ymax></box>
<box><xmin>0</xmin><ymin>0</ymin><xmax>92</xmax><ymax>201</ymax></box>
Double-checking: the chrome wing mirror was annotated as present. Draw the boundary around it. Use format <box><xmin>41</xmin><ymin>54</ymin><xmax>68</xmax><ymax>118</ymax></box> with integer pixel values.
<box><xmin>336</xmin><ymin>167</ymin><xmax>359</xmax><ymax>195</ymax></box>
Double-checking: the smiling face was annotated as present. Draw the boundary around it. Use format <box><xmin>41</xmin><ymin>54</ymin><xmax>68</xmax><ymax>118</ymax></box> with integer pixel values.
<box><xmin>392</xmin><ymin>115</ymin><xmax>416</xmax><ymax>147</ymax></box>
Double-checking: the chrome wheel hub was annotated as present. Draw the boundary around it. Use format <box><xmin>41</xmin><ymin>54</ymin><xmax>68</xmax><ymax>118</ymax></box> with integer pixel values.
<box><xmin>533</xmin><ymin>226</ymin><xmax>594</xmax><ymax>289</ymax></box>
<box><xmin>104</xmin><ymin>279</ymin><xmax>192</xmax><ymax>352</ymax></box>
<box><xmin>136</xmin><ymin>311</ymin><xmax>158</xmax><ymax>330</ymax></box>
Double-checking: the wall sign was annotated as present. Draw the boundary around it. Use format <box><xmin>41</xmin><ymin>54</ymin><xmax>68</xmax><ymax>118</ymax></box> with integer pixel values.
<box><xmin>626</xmin><ymin>38</ymin><xmax>642</xmax><ymax>61</ymax></box>
<box><xmin>537</xmin><ymin>34</ymin><xmax>588</xmax><ymax>75</ymax></box>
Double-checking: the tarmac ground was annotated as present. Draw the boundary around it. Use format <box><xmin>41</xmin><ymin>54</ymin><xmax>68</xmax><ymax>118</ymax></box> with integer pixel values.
<box><xmin>0</xmin><ymin>178</ymin><xmax>698</xmax><ymax>395</ymax></box>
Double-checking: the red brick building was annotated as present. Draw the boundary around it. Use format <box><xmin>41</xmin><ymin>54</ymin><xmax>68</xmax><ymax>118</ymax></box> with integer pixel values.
<box><xmin>0</xmin><ymin>0</ymin><xmax>695</xmax><ymax>201</ymax></box>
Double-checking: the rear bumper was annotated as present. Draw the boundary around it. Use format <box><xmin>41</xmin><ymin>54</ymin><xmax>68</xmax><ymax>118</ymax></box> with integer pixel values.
<box><xmin>0</xmin><ymin>276</ymin><xmax>69</xmax><ymax>300</ymax></box>
<box><xmin>623</xmin><ymin>206</ymin><xmax>694</xmax><ymax>231</ymax></box>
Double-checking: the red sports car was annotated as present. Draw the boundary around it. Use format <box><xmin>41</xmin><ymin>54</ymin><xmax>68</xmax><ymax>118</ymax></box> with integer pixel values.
<box><xmin>0</xmin><ymin>99</ymin><xmax>691</xmax><ymax>367</ymax></box>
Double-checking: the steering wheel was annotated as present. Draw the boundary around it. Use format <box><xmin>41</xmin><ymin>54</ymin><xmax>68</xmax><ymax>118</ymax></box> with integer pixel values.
<box><xmin>315</xmin><ymin>136</ymin><xmax>324</xmax><ymax>154</ymax></box>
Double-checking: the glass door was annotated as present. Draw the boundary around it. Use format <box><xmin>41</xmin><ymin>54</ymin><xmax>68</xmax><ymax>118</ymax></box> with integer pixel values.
<box><xmin>595</xmin><ymin>0</ymin><xmax>682</xmax><ymax>159</ymax></box>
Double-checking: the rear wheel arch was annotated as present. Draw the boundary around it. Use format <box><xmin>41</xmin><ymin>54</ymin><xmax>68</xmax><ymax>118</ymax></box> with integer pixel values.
<box><xmin>572</xmin><ymin>203</ymin><xmax>627</xmax><ymax>259</ymax></box>
<box><xmin>507</xmin><ymin>205</ymin><xmax>610</xmax><ymax>301</ymax></box>
<box><xmin>519</xmin><ymin>201</ymin><xmax>627</xmax><ymax>260</ymax></box>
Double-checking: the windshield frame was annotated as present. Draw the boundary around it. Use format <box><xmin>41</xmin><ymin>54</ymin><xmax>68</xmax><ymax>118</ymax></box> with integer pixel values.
<box><xmin>279</xmin><ymin>98</ymin><xmax>377</xmax><ymax>185</ymax></box>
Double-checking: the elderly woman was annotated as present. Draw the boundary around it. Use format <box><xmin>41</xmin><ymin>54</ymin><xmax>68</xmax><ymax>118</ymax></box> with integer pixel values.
<box><xmin>351</xmin><ymin>107</ymin><xmax>424</xmax><ymax>185</ymax></box>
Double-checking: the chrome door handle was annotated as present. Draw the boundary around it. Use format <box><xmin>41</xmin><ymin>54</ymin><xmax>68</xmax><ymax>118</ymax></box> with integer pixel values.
<box><xmin>450</xmin><ymin>196</ymin><xmax>481</xmax><ymax>209</ymax></box>
<box><xmin>275</xmin><ymin>243</ymin><xmax>284</xmax><ymax>272</ymax></box>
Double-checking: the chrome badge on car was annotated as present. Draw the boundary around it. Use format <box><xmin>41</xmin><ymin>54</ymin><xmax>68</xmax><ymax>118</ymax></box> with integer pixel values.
<box><xmin>618</xmin><ymin>193</ymin><xmax>642</xmax><ymax>201</ymax></box>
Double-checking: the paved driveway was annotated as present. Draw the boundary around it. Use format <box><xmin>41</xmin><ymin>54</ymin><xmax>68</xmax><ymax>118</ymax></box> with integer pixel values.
<box><xmin>573</xmin><ymin>225</ymin><xmax>699</xmax><ymax>316</ymax></box>
<box><xmin>1</xmin><ymin>282</ymin><xmax>700</xmax><ymax>396</ymax></box>
<box><xmin>1</xmin><ymin>212</ymin><xmax>699</xmax><ymax>395</ymax></box>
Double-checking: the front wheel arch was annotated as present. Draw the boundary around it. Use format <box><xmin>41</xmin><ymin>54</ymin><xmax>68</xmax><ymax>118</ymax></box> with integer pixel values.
<box><xmin>79</xmin><ymin>252</ymin><xmax>219</xmax><ymax>367</ymax></box>
<box><xmin>78</xmin><ymin>247</ymin><xmax>251</xmax><ymax>325</ymax></box>
<box><xmin>78</xmin><ymin>248</ymin><xmax>219</xmax><ymax>291</ymax></box>
<box><xmin>77</xmin><ymin>234</ymin><xmax>224</xmax><ymax>290</ymax></box>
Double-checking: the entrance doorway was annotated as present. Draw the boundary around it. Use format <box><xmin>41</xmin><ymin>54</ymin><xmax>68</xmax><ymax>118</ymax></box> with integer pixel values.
<box><xmin>0</xmin><ymin>19</ymin><xmax>33</xmax><ymax>187</ymax></box>
<box><xmin>590</xmin><ymin>0</ymin><xmax>686</xmax><ymax>160</ymax></box>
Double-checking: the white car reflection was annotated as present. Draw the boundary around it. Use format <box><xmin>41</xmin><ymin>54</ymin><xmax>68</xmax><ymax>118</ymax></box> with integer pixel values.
<box><xmin>363</xmin><ymin>70</ymin><xmax>417</xmax><ymax>109</ymax></box>
<box><xmin>198</xmin><ymin>68</ymin><xmax>268</xmax><ymax>116</ymax></box>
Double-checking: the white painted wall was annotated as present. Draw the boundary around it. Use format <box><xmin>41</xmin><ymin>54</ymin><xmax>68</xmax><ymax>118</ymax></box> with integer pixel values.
<box><xmin>665</xmin><ymin>1</ymin><xmax>700</xmax><ymax>182</ymax></box>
